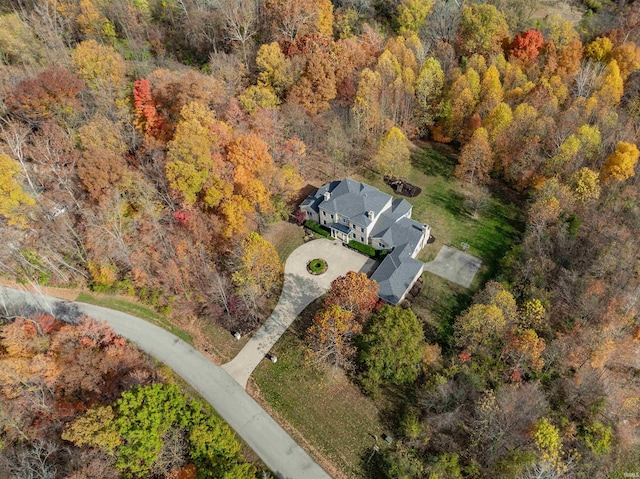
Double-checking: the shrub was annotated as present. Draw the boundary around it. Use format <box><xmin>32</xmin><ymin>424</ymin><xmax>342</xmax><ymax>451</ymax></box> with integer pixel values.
<box><xmin>348</xmin><ymin>240</ymin><xmax>376</xmax><ymax>257</ymax></box>
<box><xmin>304</xmin><ymin>220</ymin><xmax>332</xmax><ymax>238</ymax></box>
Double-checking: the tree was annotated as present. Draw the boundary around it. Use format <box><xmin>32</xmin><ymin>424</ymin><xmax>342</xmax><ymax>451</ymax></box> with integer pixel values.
<box><xmin>484</xmin><ymin>102</ymin><xmax>512</xmax><ymax>142</ymax></box>
<box><xmin>7</xmin><ymin>67</ymin><xmax>84</xmax><ymax>123</ymax></box>
<box><xmin>0</xmin><ymin>154</ymin><xmax>36</xmax><ymax>228</ymax></box>
<box><xmin>397</xmin><ymin>0</ymin><xmax>434</xmax><ymax>35</ymax></box>
<box><xmin>570</xmin><ymin>167</ymin><xmax>600</xmax><ymax>202</ymax></box>
<box><xmin>454</xmin><ymin>127</ymin><xmax>493</xmax><ymax>185</ymax></box>
<box><xmin>478</xmin><ymin>65</ymin><xmax>503</xmax><ymax>114</ymax></box>
<box><xmin>288</xmin><ymin>50</ymin><xmax>337</xmax><ymax>115</ymax></box>
<box><xmin>219</xmin><ymin>0</ymin><xmax>259</xmax><ymax>65</ymax></box>
<box><xmin>353</xmin><ymin>68</ymin><xmax>383</xmax><ymax>138</ymax></box>
<box><xmin>306</xmin><ymin>304</ymin><xmax>360</xmax><ymax>369</ymax></box>
<box><xmin>238</xmin><ymin>85</ymin><xmax>281</xmax><ymax>114</ymax></box>
<box><xmin>584</xmin><ymin>36</ymin><xmax>613</xmax><ymax>62</ymax></box>
<box><xmin>226</xmin><ymin>133</ymin><xmax>275</xmax><ymax>213</ymax></box>
<box><xmin>263</xmin><ymin>0</ymin><xmax>318</xmax><ymax>41</ymax></box>
<box><xmin>133</xmin><ymin>78</ymin><xmax>161</xmax><ymax>137</ymax></box>
<box><xmin>358</xmin><ymin>305</ymin><xmax>426</xmax><ymax>392</ymax></box>
<box><xmin>374</xmin><ymin>126</ymin><xmax>411</xmax><ymax>179</ymax></box>
<box><xmin>457</xmin><ymin>4</ymin><xmax>509</xmax><ymax>58</ymax></box>
<box><xmin>502</xmin><ymin>329</ymin><xmax>546</xmax><ymax>375</ymax></box>
<box><xmin>415</xmin><ymin>57</ymin><xmax>444</xmax><ymax>127</ymax></box>
<box><xmin>165</xmin><ymin>102</ymin><xmax>232</xmax><ymax>206</ymax></box>
<box><xmin>71</xmin><ymin>39</ymin><xmax>126</xmax><ymax>91</ymax></box>
<box><xmin>61</xmin><ymin>406</ymin><xmax>121</xmax><ymax>455</ymax></box>
<box><xmin>609</xmin><ymin>42</ymin><xmax>640</xmax><ymax>80</ymax></box>
<box><xmin>77</xmin><ymin>116</ymin><xmax>128</xmax><ymax>202</ymax></box>
<box><xmin>600</xmin><ymin>141</ymin><xmax>639</xmax><ymax>183</ymax></box>
<box><xmin>454</xmin><ymin>304</ymin><xmax>506</xmax><ymax>355</ymax></box>
<box><xmin>594</xmin><ymin>60</ymin><xmax>624</xmax><ymax>107</ymax></box>
<box><xmin>232</xmin><ymin>232</ymin><xmax>282</xmax><ymax>311</ymax></box>
<box><xmin>256</xmin><ymin>42</ymin><xmax>291</xmax><ymax>97</ymax></box>
<box><xmin>509</xmin><ymin>29</ymin><xmax>544</xmax><ymax>63</ymax></box>
<box><xmin>324</xmin><ymin>271</ymin><xmax>379</xmax><ymax>321</ymax></box>
<box><xmin>0</xmin><ymin>13</ymin><xmax>45</xmax><ymax>65</ymax></box>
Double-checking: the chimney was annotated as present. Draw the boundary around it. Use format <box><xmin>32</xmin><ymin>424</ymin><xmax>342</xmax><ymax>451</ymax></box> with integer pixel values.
<box><xmin>367</xmin><ymin>210</ymin><xmax>375</xmax><ymax>219</ymax></box>
<box><xmin>323</xmin><ymin>191</ymin><xmax>331</xmax><ymax>201</ymax></box>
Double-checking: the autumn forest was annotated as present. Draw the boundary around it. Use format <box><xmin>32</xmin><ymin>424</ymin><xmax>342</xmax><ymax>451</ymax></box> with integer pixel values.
<box><xmin>2</xmin><ymin>0</ymin><xmax>640</xmax><ymax>477</ymax></box>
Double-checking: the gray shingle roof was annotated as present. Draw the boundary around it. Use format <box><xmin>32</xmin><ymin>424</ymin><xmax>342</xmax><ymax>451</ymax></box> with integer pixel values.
<box><xmin>372</xmin><ymin>248</ymin><xmax>424</xmax><ymax>304</ymax></box>
<box><xmin>301</xmin><ymin>178</ymin><xmax>428</xmax><ymax>305</ymax></box>
<box><xmin>320</xmin><ymin>178</ymin><xmax>390</xmax><ymax>226</ymax></box>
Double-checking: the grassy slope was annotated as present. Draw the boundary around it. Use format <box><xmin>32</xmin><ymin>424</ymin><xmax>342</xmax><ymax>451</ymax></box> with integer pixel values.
<box><xmin>75</xmin><ymin>292</ymin><xmax>195</xmax><ymax>345</ymax></box>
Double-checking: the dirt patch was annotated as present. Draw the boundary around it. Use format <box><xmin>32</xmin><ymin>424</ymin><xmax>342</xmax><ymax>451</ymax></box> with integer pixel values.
<box><xmin>384</xmin><ymin>177</ymin><xmax>422</xmax><ymax>197</ymax></box>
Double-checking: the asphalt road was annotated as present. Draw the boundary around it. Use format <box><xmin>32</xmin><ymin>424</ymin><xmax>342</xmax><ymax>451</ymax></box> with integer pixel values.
<box><xmin>0</xmin><ymin>286</ymin><xmax>331</xmax><ymax>479</ymax></box>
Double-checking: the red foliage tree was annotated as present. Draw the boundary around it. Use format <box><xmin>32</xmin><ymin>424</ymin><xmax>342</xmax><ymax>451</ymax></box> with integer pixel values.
<box><xmin>509</xmin><ymin>29</ymin><xmax>545</xmax><ymax>63</ymax></box>
<box><xmin>324</xmin><ymin>271</ymin><xmax>379</xmax><ymax>322</ymax></box>
<box><xmin>7</xmin><ymin>67</ymin><xmax>84</xmax><ymax>122</ymax></box>
<box><xmin>133</xmin><ymin>78</ymin><xmax>161</xmax><ymax>137</ymax></box>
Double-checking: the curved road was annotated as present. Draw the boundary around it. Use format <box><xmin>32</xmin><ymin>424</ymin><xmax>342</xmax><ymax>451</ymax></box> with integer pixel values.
<box><xmin>0</xmin><ymin>286</ymin><xmax>330</xmax><ymax>479</ymax></box>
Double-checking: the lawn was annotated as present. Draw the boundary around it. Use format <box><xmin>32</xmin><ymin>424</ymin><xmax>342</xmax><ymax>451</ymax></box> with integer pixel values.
<box><xmin>253</xmin><ymin>302</ymin><xmax>387</xmax><ymax>479</ymax></box>
<box><xmin>263</xmin><ymin>220</ymin><xmax>306</xmax><ymax>264</ymax></box>
<box><xmin>360</xmin><ymin>142</ymin><xmax>524</xmax><ymax>341</ymax></box>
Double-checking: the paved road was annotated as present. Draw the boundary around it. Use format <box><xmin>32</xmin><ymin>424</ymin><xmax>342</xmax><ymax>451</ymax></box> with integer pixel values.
<box><xmin>0</xmin><ymin>286</ymin><xmax>331</xmax><ymax>479</ymax></box>
<box><xmin>222</xmin><ymin>239</ymin><xmax>377</xmax><ymax>388</ymax></box>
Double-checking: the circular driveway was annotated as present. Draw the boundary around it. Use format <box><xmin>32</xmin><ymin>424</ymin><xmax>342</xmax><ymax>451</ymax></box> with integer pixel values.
<box><xmin>222</xmin><ymin>239</ymin><xmax>377</xmax><ymax>388</ymax></box>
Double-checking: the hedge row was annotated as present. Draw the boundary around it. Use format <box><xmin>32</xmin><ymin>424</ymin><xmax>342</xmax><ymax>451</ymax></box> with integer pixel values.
<box><xmin>304</xmin><ymin>220</ymin><xmax>332</xmax><ymax>238</ymax></box>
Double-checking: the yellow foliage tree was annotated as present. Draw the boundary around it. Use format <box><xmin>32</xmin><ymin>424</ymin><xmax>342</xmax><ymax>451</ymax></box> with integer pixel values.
<box><xmin>484</xmin><ymin>102</ymin><xmax>512</xmax><ymax>142</ymax></box>
<box><xmin>71</xmin><ymin>39</ymin><xmax>126</xmax><ymax>91</ymax></box>
<box><xmin>594</xmin><ymin>60</ymin><xmax>624</xmax><ymax>107</ymax></box>
<box><xmin>0</xmin><ymin>153</ymin><xmax>35</xmax><ymax>228</ymax></box>
<box><xmin>454</xmin><ymin>127</ymin><xmax>493</xmax><ymax>185</ymax></box>
<box><xmin>600</xmin><ymin>141</ymin><xmax>640</xmax><ymax>183</ymax></box>
<box><xmin>584</xmin><ymin>36</ymin><xmax>613</xmax><ymax>61</ymax></box>
<box><xmin>397</xmin><ymin>0</ymin><xmax>434</xmax><ymax>35</ymax></box>
<box><xmin>232</xmin><ymin>231</ymin><xmax>282</xmax><ymax>298</ymax></box>
<box><xmin>256</xmin><ymin>42</ymin><xmax>291</xmax><ymax>96</ymax></box>
<box><xmin>609</xmin><ymin>42</ymin><xmax>640</xmax><ymax>80</ymax></box>
<box><xmin>374</xmin><ymin>126</ymin><xmax>412</xmax><ymax>179</ymax></box>
<box><xmin>478</xmin><ymin>65</ymin><xmax>502</xmax><ymax>114</ymax></box>
<box><xmin>570</xmin><ymin>167</ymin><xmax>600</xmax><ymax>202</ymax></box>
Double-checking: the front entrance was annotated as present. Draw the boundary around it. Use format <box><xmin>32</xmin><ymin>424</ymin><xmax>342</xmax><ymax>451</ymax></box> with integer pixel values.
<box><xmin>330</xmin><ymin>222</ymin><xmax>351</xmax><ymax>244</ymax></box>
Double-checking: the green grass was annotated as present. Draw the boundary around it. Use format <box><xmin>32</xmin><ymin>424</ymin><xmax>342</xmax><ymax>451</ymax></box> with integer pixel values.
<box><xmin>253</xmin><ymin>331</ymin><xmax>385</xmax><ymax>478</ymax></box>
<box><xmin>307</xmin><ymin>258</ymin><xmax>328</xmax><ymax>274</ymax></box>
<box><xmin>360</xmin><ymin>143</ymin><xmax>524</xmax><ymax>342</ymax></box>
<box><xmin>76</xmin><ymin>292</ymin><xmax>194</xmax><ymax>345</ymax></box>
<box><xmin>263</xmin><ymin>221</ymin><xmax>306</xmax><ymax>263</ymax></box>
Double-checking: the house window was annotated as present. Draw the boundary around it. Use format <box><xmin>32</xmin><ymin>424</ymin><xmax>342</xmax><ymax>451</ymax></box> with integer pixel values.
<box><xmin>352</xmin><ymin>233</ymin><xmax>356</xmax><ymax>238</ymax></box>
<box><xmin>322</xmin><ymin>211</ymin><xmax>326</xmax><ymax>216</ymax></box>
<box><xmin>360</xmin><ymin>227</ymin><xmax>364</xmax><ymax>233</ymax></box>
<box><xmin>331</xmin><ymin>214</ymin><xmax>334</xmax><ymax>219</ymax></box>
<box><xmin>361</xmin><ymin>236</ymin><xmax>364</xmax><ymax>242</ymax></box>
<box><xmin>306</xmin><ymin>211</ymin><xmax>311</xmax><ymax>217</ymax></box>
<box><xmin>323</xmin><ymin>220</ymin><xmax>327</xmax><ymax>225</ymax></box>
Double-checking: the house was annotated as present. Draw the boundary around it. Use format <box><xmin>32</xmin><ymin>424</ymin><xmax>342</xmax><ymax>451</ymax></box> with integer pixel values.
<box><xmin>300</xmin><ymin>178</ymin><xmax>430</xmax><ymax>305</ymax></box>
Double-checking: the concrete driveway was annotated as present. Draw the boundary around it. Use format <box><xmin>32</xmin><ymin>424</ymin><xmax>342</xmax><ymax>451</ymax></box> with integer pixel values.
<box><xmin>0</xmin><ymin>286</ymin><xmax>330</xmax><ymax>479</ymax></box>
<box><xmin>222</xmin><ymin>239</ymin><xmax>376</xmax><ymax>388</ymax></box>
<box><xmin>423</xmin><ymin>245</ymin><xmax>482</xmax><ymax>288</ymax></box>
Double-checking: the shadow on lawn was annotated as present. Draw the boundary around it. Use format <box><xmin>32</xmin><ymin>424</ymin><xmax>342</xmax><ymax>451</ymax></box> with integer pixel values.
<box><xmin>411</xmin><ymin>143</ymin><xmax>458</xmax><ymax>178</ymax></box>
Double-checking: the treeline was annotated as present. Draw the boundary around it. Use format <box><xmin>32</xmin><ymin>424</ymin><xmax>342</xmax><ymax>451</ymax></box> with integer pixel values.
<box><xmin>0</xmin><ymin>308</ymin><xmax>258</xmax><ymax>478</ymax></box>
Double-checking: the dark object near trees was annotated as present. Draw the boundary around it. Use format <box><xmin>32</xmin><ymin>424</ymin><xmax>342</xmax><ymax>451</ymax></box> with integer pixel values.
<box><xmin>384</xmin><ymin>177</ymin><xmax>422</xmax><ymax>197</ymax></box>
<box><xmin>266</xmin><ymin>353</ymin><xmax>277</xmax><ymax>363</ymax></box>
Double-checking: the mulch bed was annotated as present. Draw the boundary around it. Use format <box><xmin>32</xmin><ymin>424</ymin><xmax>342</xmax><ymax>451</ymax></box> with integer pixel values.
<box><xmin>384</xmin><ymin>177</ymin><xmax>422</xmax><ymax>197</ymax></box>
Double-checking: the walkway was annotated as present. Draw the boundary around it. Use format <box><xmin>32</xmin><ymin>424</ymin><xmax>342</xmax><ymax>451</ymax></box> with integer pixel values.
<box><xmin>222</xmin><ymin>239</ymin><xmax>376</xmax><ymax>388</ymax></box>
<box><xmin>0</xmin><ymin>286</ymin><xmax>331</xmax><ymax>479</ymax></box>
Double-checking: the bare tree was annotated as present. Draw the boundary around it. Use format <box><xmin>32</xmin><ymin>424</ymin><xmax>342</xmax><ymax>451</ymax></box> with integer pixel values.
<box><xmin>1</xmin><ymin>119</ymin><xmax>38</xmax><ymax>195</ymax></box>
<box><xmin>220</xmin><ymin>0</ymin><xmax>259</xmax><ymax>65</ymax></box>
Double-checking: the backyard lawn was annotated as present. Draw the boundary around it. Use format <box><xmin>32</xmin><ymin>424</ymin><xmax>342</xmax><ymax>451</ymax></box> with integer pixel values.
<box><xmin>252</xmin><ymin>303</ymin><xmax>387</xmax><ymax>479</ymax></box>
<box><xmin>263</xmin><ymin>220</ymin><xmax>306</xmax><ymax>264</ymax></box>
